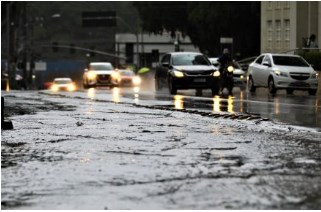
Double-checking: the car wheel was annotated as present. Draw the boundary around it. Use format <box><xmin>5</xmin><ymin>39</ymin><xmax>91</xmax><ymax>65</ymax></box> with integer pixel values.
<box><xmin>308</xmin><ymin>89</ymin><xmax>317</xmax><ymax>96</ymax></box>
<box><xmin>268</xmin><ymin>78</ymin><xmax>277</xmax><ymax>95</ymax></box>
<box><xmin>248</xmin><ymin>76</ymin><xmax>256</xmax><ymax>92</ymax></box>
<box><xmin>168</xmin><ymin>77</ymin><xmax>177</xmax><ymax>95</ymax></box>
<box><xmin>286</xmin><ymin>88</ymin><xmax>294</xmax><ymax>95</ymax></box>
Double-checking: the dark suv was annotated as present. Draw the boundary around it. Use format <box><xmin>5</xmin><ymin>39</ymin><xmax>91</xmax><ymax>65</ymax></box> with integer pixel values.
<box><xmin>155</xmin><ymin>52</ymin><xmax>221</xmax><ymax>95</ymax></box>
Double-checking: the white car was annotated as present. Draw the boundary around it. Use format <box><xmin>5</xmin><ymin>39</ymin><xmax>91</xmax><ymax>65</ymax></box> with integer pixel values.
<box><xmin>51</xmin><ymin>78</ymin><xmax>76</xmax><ymax>92</ymax></box>
<box><xmin>209</xmin><ymin>57</ymin><xmax>246</xmax><ymax>90</ymax></box>
<box><xmin>83</xmin><ymin>62</ymin><xmax>119</xmax><ymax>89</ymax></box>
<box><xmin>248</xmin><ymin>53</ymin><xmax>318</xmax><ymax>95</ymax></box>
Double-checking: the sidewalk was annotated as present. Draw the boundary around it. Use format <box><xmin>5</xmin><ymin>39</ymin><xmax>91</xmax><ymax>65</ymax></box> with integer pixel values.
<box><xmin>2</xmin><ymin>91</ymin><xmax>321</xmax><ymax>209</ymax></box>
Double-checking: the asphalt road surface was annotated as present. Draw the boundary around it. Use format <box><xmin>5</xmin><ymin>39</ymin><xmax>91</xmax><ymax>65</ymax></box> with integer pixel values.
<box><xmin>1</xmin><ymin>89</ymin><xmax>321</xmax><ymax>209</ymax></box>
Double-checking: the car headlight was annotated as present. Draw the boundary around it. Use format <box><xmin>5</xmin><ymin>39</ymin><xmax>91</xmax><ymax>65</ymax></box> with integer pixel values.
<box><xmin>274</xmin><ymin>70</ymin><xmax>288</xmax><ymax>77</ymax></box>
<box><xmin>132</xmin><ymin>76</ymin><xmax>142</xmax><ymax>85</ymax></box>
<box><xmin>173</xmin><ymin>70</ymin><xmax>184</xmax><ymax>78</ymax></box>
<box><xmin>212</xmin><ymin>71</ymin><xmax>220</xmax><ymax>77</ymax></box>
<box><xmin>227</xmin><ymin>66</ymin><xmax>234</xmax><ymax>72</ymax></box>
<box><xmin>240</xmin><ymin>75</ymin><xmax>244</xmax><ymax>79</ymax></box>
<box><xmin>87</xmin><ymin>71</ymin><xmax>97</xmax><ymax>80</ymax></box>
<box><xmin>51</xmin><ymin>84</ymin><xmax>59</xmax><ymax>92</ymax></box>
<box><xmin>111</xmin><ymin>71</ymin><xmax>120</xmax><ymax>80</ymax></box>
<box><xmin>67</xmin><ymin>84</ymin><xmax>76</xmax><ymax>91</ymax></box>
<box><xmin>311</xmin><ymin>72</ymin><xmax>319</xmax><ymax>79</ymax></box>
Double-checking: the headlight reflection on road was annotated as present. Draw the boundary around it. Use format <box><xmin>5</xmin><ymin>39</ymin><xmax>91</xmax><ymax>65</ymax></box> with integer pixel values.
<box><xmin>174</xmin><ymin>95</ymin><xmax>184</xmax><ymax>109</ymax></box>
<box><xmin>213</xmin><ymin>95</ymin><xmax>221</xmax><ymax>112</ymax></box>
<box><xmin>212</xmin><ymin>95</ymin><xmax>234</xmax><ymax>113</ymax></box>
<box><xmin>227</xmin><ymin>96</ymin><xmax>234</xmax><ymax>113</ymax></box>
<box><xmin>112</xmin><ymin>87</ymin><xmax>120</xmax><ymax>103</ymax></box>
<box><xmin>133</xmin><ymin>86</ymin><xmax>140</xmax><ymax>104</ymax></box>
<box><xmin>239</xmin><ymin>91</ymin><xmax>244</xmax><ymax>113</ymax></box>
<box><xmin>274</xmin><ymin>98</ymin><xmax>280</xmax><ymax>115</ymax></box>
<box><xmin>87</xmin><ymin>88</ymin><xmax>96</xmax><ymax>99</ymax></box>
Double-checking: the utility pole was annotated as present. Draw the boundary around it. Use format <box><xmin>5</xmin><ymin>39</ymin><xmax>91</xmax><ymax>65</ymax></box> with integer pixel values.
<box><xmin>22</xmin><ymin>1</ymin><xmax>28</xmax><ymax>89</ymax></box>
<box><xmin>6</xmin><ymin>2</ymin><xmax>16</xmax><ymax>90</ymax></box>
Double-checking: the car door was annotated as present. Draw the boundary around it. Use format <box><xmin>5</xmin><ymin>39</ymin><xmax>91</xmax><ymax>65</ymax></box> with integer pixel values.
<box><xmin>250</xmin><ymin>55</ymin><xmax>265</xmax><ymax>86</ymax></box>
<box><xmin>260</xmin><ymin>55</ymin><xmax>273</xmax><ymax>86</ymax></box>
<box><xmin>156</xmin><ymin>54</ymin><xmax>171</xmax><ymax>86</ymax></box>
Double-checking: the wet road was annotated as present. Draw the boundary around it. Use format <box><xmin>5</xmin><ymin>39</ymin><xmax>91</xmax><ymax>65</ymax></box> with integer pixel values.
<box><xmin>84</xmin><ymin>85</ymin><xmax>321</xmax><ymax>130</ymax></box>
<box><xmin>2</xmin><ymin>90</ymin><xmax>321</xmax><ymax>209</ymax></box>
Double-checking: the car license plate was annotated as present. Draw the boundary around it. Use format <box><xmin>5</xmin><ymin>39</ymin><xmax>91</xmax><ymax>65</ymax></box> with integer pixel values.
<box><xmin>194</xmin><ymin>78</ymin><xmax>206</xmax><ymax>83</ymax></box>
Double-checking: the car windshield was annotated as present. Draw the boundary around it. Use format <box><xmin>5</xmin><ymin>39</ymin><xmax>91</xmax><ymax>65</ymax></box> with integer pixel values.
<box><xmin>90</xmin><ymin>64</ymin><xmax>113</xmax><ymax>70</ymax></box>
<box><xmin>119</xmin><ymin>70</ymin><xmax>134</xmax><ymax>76</ymax></box>
<box><xmin>54</xmin><ymin>79</ymin><xmax>72</xmax><ymax>84</ymax></box>
<box><xmin>272</xmin><ymin>56</ymin><xmax>310</xmax><ymax>67</ymax></box>
<box><xmin>172</xmin><ymin>54</ymin><xmax>210</xmax><ymax>66</ymax></box>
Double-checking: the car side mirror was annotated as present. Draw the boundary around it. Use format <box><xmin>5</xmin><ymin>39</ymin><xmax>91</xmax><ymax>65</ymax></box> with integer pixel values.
<box><xmin>162</xmin><ymin>62</ymin><xmax>169</xmax><ymax>67</ymax></box>
<box><xmin>262</xmin><ymin>61</ymin><xmax>271</xmax><ymax>67</ymax></box>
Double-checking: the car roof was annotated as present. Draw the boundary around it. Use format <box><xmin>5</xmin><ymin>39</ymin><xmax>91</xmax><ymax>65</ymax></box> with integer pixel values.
<box><xmin>54</xmin><ymin>77</ymin><xmax>72</xmax><ymax>81</ymax></box>
<box><xmin>261</xmin><ymin>53</ymin><xmax>301</xmax><ymax>58</ymax></box>
<box><xmin>167</xmin><ymin>52</ymin><xmax>203</xmax><ymax>56</ymax></box>
<box><xmin>89</xmin><ymin>62</ymin><xmax>112</xmax><ymax>65</ymax></box>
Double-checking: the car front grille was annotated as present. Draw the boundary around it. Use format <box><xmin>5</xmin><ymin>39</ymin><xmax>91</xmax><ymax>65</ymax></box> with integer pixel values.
<box><xmin>185</xmin><ymin>71</ymin><xmax>213</xmax><ymax>76</ymax></box>
<box><xmin>97</xmin><ymin>74</ymin><xmax>111</xmax><ymax>82</ymax></box>
<box><xmin>289</xmin><ymin>72</ymin><xmax>310</xmax><ymax>81</ymax></box>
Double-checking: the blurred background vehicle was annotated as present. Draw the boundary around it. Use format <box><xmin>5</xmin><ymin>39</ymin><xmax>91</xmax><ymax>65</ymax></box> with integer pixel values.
<box><xmin>83</xmin><ymin>62</ymin><xmax>119</xmax><ymax>89</ymax></box>
<box><xmin>50</xmin><ymin>77</ymin><xmax>76</xmax><ymax>92</ymax></box>
<box><xmin>155</xmin><ymin>52</ymin><xmax>221</xmax><ymax>96</ymax></box>
<box><xmin>248</xmin><ymin>53</ymin><xmax>319</xmax><ymax>95</ymax></box>
<box><xmin>209</xmin><ymin>57</ymin><xmax>246</xmax><ymax>90</ymax></box>
<box><xmin>118</xmin><ymin>69</ymin><xmax>141</xmax><ymax>87</ymax></box>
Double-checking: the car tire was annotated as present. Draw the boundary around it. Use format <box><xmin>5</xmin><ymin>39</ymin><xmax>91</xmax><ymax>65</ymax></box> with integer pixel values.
<box><xmin>268</xmin><ymin>78</ymin><xmax>277</xmax><ymax>95</ymax></box>
<box><xmin>308</xmin><ymin>89</ymin><xmax>317</xmax><ymax>96</ymax></box>
<box><xmin>168</xmin><ymin>77</ymin><xmax>177</xmax><ymax>95</ymax></box>
<box><xmin>248</xmin><ymin>76</ymin><xmax>256</xmax><ymax>92</ymax></box>
<box><xmin>286</xmin><ymin>88</ymin><xmax>294</xmax><ymax>95</ymax></box>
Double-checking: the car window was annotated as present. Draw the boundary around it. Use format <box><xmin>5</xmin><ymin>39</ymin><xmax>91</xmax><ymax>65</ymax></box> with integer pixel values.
<box><xmin>161</xmin><ymin>54</ymin><xmax>170</xmax><ymax>64</ymax></box>
<box><xmin>272</xmin><ymin>56</ymin><xmax>310</xmax><ymax>67</ymax></box>
<box><xmin>54</xmin><ymin>79</ymin><xmax>72</xmax><ymax>84</ymax></box>
<box><xmin>255</xmin><ymin>55</ymin><xmax>264</xmax><ymax>64</ymax></box>
<box><xmin>263</xmin><ymin>55</ymin><xmax>272</xmax><ymax>65</ymax></box>
<box><xmin>119</xmin><ymin>70</ymin><xmax>134</xmax><ymax>76</ymax></box>
<box><xmin>90</xmin><ymin>63</ymin><xmax>113</xmax><ymax>70</ymax></box>
<box><xmin>172</xmin><ymin>54</ymin><xmax>210</xmax><ymax>66</ymax></box>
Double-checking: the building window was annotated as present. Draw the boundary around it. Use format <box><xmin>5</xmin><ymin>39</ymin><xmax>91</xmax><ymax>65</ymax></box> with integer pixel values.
<box><xmin>267</xmin><ymin>21</ymin><xmax>273</xmax><ymax>50</ymax></box>
<box><xmin>284</xmin><ymin>1</ymin><xmax>290</xmax><ymax>9</ymax></box>
<box><xmin>267</xmin><ymin>1</ymin><xmax>273</xmax><ymax>10</ymax></box>
<box><xmin>284</xmin><ymin>19</ymin><xmax>290</xmax><ymax>50</ymax></box>
<box><xmin>276</xmin><ymin>1</ymin><xmax>282</xmax><ymax>10</ymax></box>
<box><xmin>275</xmin><ymin>20</ymin><xmax>281</xmax><ymax>50</ymax></box>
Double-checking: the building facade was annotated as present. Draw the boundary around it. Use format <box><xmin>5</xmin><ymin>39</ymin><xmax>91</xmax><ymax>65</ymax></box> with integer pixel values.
<box><xmin>261</xmin><ymin>1</ymin><xmax>320</xmax><ymax>53</ymax></box>
<box><xmin>115</xmin><ymin>32</ymin><xmax>199</xmax><ymax>68</ymax></box>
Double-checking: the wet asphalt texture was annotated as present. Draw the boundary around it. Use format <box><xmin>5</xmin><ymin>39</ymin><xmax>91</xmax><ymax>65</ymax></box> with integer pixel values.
<box><xmin>1</xmin><ymin>91</ymin><xmax>321</xmax><ymax>209</ymax></box>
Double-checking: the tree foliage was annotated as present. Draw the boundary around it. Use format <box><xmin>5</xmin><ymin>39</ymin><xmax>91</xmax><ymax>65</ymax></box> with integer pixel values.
<box><xmin>134</xmin><ymin>2</ymin><xmax>261</xmax><ymax>58</ymax></box>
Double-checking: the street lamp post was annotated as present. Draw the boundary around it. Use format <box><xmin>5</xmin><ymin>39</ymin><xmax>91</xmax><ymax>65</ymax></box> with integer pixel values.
<box><xmin>116</xmin><ymin>16</ymin><xmax>140</xmax><ymax>68</ymax></box>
